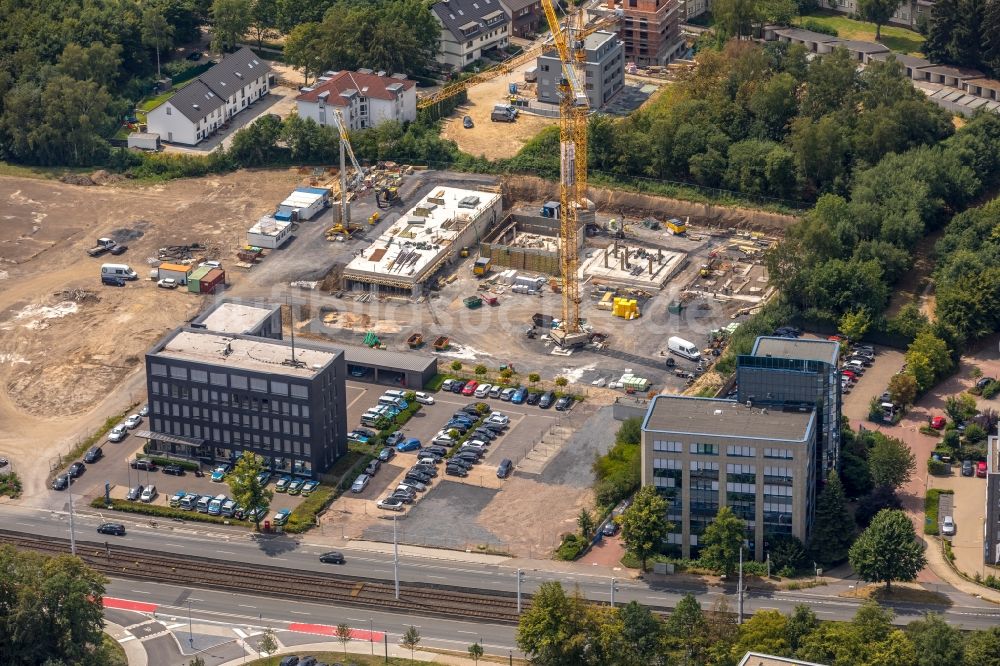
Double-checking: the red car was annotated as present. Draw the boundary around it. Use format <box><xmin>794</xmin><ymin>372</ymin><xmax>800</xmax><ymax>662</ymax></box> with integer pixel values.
<box><xmin>841</xmin><ymin>370</ymin><xmax>858</xmax><ymax>382</ymax></box>
<box><xmin>977</xmin><ymin>461</ymin><xmax>988</xmax><ymax>478</ymax></box>
<box><xmin>929</xmin><ymin>416</ymin><xmax>947</xmax><ymax>430</ymax></box>
<box><xmin>461</xmin><ymin>380</ymin><xmax>479</xmax><ymax>396</ymax></box>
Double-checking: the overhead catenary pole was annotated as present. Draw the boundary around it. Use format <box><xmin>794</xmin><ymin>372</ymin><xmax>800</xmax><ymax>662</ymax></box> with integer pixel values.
<box><xmin>516</xmin><ymin>569</ymin><xmax>526</xmax><ymax>613</ymax></box>
<box><xmin>738</xmin><ymin>546</ymin><xmax>744</xmax><ymax>625</ymax></box>
<box><xmin>393</xmin><ymin>516</ymin><xmax>400</xmax><ymax>600</ymax></box>
<box><xmin>610</xmin><ymin>577</ymin><xmax>618</xmax><ymax>608</ymax></box>
<box><xmin>68</xmin><ymin>476</ymin><xmax>76</xmax><ymax>556</ymax></box>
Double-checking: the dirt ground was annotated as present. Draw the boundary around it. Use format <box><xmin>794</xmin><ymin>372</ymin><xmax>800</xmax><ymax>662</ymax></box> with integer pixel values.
<box><xmin>439</xmin><ymin>63</ymin><xmax>557</xmax><ymax>160</ymax></box>
<box><xmin>0</xmin><ymin>169</ymin><xmax>306</xmax><ymax>497</ymax></box>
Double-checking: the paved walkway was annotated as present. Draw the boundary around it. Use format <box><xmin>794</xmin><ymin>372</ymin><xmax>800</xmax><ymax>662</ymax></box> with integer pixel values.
<box><xmin>104</xmin><ymin>619</ymin><xmax>148</xmax><ymax>666</ymax></box>
<box><xmin>216</xmin><ymin>639</ymin><xmax>485</xmax><ymax>666</ymax></box>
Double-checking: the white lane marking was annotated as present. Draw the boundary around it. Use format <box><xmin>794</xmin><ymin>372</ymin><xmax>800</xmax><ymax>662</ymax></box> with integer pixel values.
<box><xmin>130</xmin><ymin>590</ymin><xmax>151</xmax><ymax>595</ymax></box>
<box><xmin>289</xmin><ymin>611</ymin><xmax>311</xmax><ymax>616</ymax></box>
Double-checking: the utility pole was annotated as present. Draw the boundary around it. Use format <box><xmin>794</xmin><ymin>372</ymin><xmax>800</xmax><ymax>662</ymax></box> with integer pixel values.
<box><xmin>68</xmin><ymin>476</ymin><xmax>77</xmax><ymax>556</ymax></box>
<box><xmin>393</xmin><ymin>516</ymin><xmax>400</xmax><ymax>600</ymax></box>
<box><xmin>369</xmin><ymin>618</ymin><xmax>374</xmax><ymax>656</ymax></box>
<box><xmin>188</xmin><ymin>600</ymin><xmax>194</xmax><ymax>649</ymax></box>
<box><xmin>610</xmin><ymin>577</ymin><xmax>619</xmax><ymax>608</ymax></box>
<box><xmin>737</xmin><ymin>546</ymin><xmax>744</xmax><ymax>625</ymax></box>
<box><xmin>516</xmin><ymin>569</ymin><xmax>525</xmax><ymax>613</ymax></box>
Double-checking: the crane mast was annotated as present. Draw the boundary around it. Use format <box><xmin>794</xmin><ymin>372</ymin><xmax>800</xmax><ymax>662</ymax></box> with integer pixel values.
<box><xmin>331</xmin><ymin>109</ymin><xmax>366</xmax><ymax>226</ymax></box>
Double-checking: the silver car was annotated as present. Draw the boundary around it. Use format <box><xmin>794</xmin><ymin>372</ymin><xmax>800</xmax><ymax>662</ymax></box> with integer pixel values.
<box><xmin>351</xmin><ymin>474</ymin><xmax>370</xmax><ymax>493</ymax></box>
<box><xmin>107</xmin><ymin>425</ymin><xmax>128</xmax><ymax>442</ymax></box>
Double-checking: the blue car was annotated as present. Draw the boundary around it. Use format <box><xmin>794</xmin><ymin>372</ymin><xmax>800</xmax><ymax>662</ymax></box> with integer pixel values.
<box><xmin>511</xmin><ymin>387</ymin><xmax>527</xmax><ymax>404</ymax></box>
<box><xmin>348</xmin><ymin>430</ymin><xmax>371</xmax><ymax>444</ymax></box>
<box><xmin>210</xmin><ymin>465</ymin><xmax>230</xmax><ymax>482</ymax></box>
<box><xmin>397</xmin><ymin>438</ymin><xmax>422</xmax><ymax>452</ymax></box>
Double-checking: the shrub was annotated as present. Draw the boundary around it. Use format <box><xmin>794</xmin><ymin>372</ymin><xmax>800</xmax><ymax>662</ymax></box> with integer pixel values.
<box><xmin>964</xmin><ymin>423</ymin><xmax>987</xmax><ymax>444</ymax></box>
<box><xmin>927</xmin><ymin>457</ymin><xmax>950</xmax><ymax>476</ymax></box>
<box><xmin>800</xmin><ymin>19</ymin><xmax>838</xmax><ymax>36</ymax></box>
<box><xmin>92</xmin><ymin>498</ymin><xmax>243</xmax><ymax>526</ymax></box>
<box><xmin>0</xmin><ymin>472</ymin><xmax>22</xmax><ymax>499</ymax></box>
<box><xmin>942</xmin><ymin>430</ymin><xmax>960</xmax><ymax>451</ymax></box>
<box><xmin>982</xmin><ymin>381</ymin><xmax>1000</xmax><ymax>399</ymax></box>
<box><xmin>919</xmin><ymin>425</ymin><xmax>943</xmax><ymax>437</ymax></box>
<box><xmin>556</xmin><ymin>533</ymin><xmax>586</xmax><ymax>560</ymax></box>
<box><xmin>144</xmin><ymin>455</ymin><xmax>200</xmax><ymax>471</ymax></box>
<box><xmin>284</xmin><ymin>486</ymin><xmax>336</xmax><ymax>533</ymax></box>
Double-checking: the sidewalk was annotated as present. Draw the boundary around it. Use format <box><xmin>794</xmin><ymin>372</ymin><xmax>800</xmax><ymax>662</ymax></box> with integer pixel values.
<box><xmin>216</xmin><ymin>639</ymin><xmax>488</xmax><ymax>666</ymax></box>
<box><xmin>925</xmin><ymin>535</ymin><xmax>1000</xmax><ymax>605</ymax></box>
<box><xmin>103</xmin><ymin>619</ymin><xmax>147</xmax><ymax>666</ymax></box>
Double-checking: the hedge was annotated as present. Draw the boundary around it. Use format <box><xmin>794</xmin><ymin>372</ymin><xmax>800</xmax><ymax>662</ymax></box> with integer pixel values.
<box><xmin>91</xmin><ymin>497</ymin><xmax>246</xmax><ymax>526</ymax></box>
<box><xmin>284</xmin><ymin>486</ymin><xmax>336</xmax><ymax>533</ymax></box>
<box><xmin>927</xmin><ymin>457</ymin><xmax>951</xmax><ymax>476</ymax></box>
<box><xmin>924</xmin><ymin>488</ymin><xmax>953</xmax><ymax>535</ymax></box>
<box><xmin>143</xmin><ymin>454</ymin><xmax>200</xmax><ymax>471</ymax></box>
<box><xmin>556</xmin><ymin>533</ymin><xmax>586</xmax><ymax>561</ymax></box>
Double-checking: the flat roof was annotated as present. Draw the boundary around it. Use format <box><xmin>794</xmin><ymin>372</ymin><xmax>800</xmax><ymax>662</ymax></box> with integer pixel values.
<box><xmin>752</xmin><ymin>336</ymin><xmax>839</xmax><ymax>365</ymax></box>
<box><xmin>868</xmin><ymin>52</ymin><xmax>930</xmax><ymax>68</ymax></box>
<box><xmin>197</xmin><ymin>302</ymin><xmax>276</xmax><ymax>335</ymax></box>
<box><xmin>738</xmin><ymin>653</ymin><xmax>829</xmax><ymax>666</ymax></box>
<box><xmin>249</xmin><ymin>216</ymin><xmax>291</xmax><ymax>236</ymax></box>
<box><xmin>917</xmin><ymin>64</ymin><xmax>984</xmax><ymax>78</ymax></box>
<box><xmin>642</xmin><ymin>395</ymin><xmax>815</xmax><ymax>442</ymax></box>
<box><xmin>280</xmin><ymin>190</ymin><xmax>326</xmax><ymax>207</ymax></box>
<box><xmin>344</xmin><ymin>186</ymin><xmax>501</xmax><ymax>285</ymax></box>
<box><xmin>774</xmin><ymin>27</ymin><xmax>840</xmax><ymax>43</ymax></box>
<box><xmin>341</xmin><ymin>344</ymin><xmax>437</xmax><ymax>373</ymax></box>
<box><xmin>154</xmin><ymin>330</ymin><xmax>338</xmax><ymax>378</ymax></box>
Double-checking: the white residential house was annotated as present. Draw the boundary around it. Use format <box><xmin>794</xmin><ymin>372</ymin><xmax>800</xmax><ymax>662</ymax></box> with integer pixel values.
<box><xmin>295</xmin><ymin>70</ymin><xmax>417</xmax><ymax>131</ymax></box>
<box><xmin>146</xmin><ymin>47</ymin><xmax>272</xmax><ymax>145</ymax></box>
<box><xmin>432</xmin><ymin>0</ymin><xmax>511</xmax><ymax>69</ymax></box>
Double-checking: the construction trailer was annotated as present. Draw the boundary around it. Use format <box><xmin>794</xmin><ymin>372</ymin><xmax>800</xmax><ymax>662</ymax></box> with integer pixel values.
<box><xmin>276</xmin><ymin>187</ymin><xmax>330</xmax><ymax>221</ymax></box>
<box><xmin>247</xmin><ymin>216</ymin><xmax>293</xmax><ymax>249</ymax></box>
<box><xmin>153</xmin><ymin>263</ymin><xmax>193</xmax><ymax>285</ymax></box>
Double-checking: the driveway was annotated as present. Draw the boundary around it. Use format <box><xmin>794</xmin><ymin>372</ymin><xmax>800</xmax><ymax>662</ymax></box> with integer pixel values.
<box><xmin>934</xmin><ymin>474</ymin><xmax>989</xmax><ymax>580</ymax></box>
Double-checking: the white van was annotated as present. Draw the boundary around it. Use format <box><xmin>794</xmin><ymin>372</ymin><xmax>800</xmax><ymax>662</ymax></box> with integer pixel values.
<box><xmin>667</xmin><ymin>336</ymin><xmax>701</xmax><ymax>361</ymax></box>
<box><xmin>384</xmin><ymin>390</ymin><xmax>407</xmax><ymax>400</ymax></box>
<box><xmin>101</xmin><ymin>263</ymin><xmax>138</xmax><ymax>280</ymax></box>
<box><xmin>196</xmin><ymin>495</ymin><xmax>211</xmax><ymax>513</ymax></box>
<box><xmin>378</xmin><ymin>396</ymin><xmax>406</xmax><ymax>409</ymax></box>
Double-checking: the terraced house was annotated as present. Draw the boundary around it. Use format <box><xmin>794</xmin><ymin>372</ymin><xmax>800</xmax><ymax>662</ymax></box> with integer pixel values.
<box><xmin>146</xmin><ymin>47</ymin><xmax>273</xmax><ymax>145</ymax></box>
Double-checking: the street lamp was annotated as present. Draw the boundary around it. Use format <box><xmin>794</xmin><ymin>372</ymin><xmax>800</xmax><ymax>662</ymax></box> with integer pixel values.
<box><xmin>188</xmin><ymin>600</ymin><xmax>194</xmax><ymax>649</ymax></box>
<box><xmin>516</xmin><ymin>569</ymin><xmax>526</xmax><ymax>613</ymax></box>
<box><xmin>370</xmin><ymin>618</ymin><xmax>374</xmax><ymax>656</ymax></box>
<box><xmin>67</xmin><ymin>475</ymin><xmax>77</xmax><ymax>556</ymax></box>
<box><xmin>610</xmin><ymin>578</ymin><xmax>619</xmax><ymax>608</ymax></box>
<box><xmin>393</xmin><ymin>516</ymin><xmax>400</xmax><ymax>600</ymax></box>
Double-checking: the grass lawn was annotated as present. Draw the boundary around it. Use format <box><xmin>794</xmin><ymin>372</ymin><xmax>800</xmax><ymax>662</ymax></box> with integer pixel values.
<box><xmin>794</xmin><ymin>10</ymin><xmax>926</xmax><ymax>55</ymax></box>
<box><xmin>0</xmin><ymin>161</ymin><xmax>93</xmax><ymax>179</ymax></box>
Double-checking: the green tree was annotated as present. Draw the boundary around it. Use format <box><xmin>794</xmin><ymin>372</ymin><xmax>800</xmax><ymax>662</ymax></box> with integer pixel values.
<box><xmin>607</xmin><ymin>601</ymin><xmax>663</xmax><ymax>666</ymax></box>
<box><xmin>713</xmin><ymin>0</ymin><xmax>757</xmax><ymax>39</ymax></box>
<box><xmin>284</xmin><ymin>21</ymin><xmax>325</xmax><ymax>84</ymax></box>
<box><xmin>906</xmin><ymin>331</ymin><xmax>953</xmax><ymax>387</ymax></box>
<box><xmin>555</xmin><ymin>376</ymin><xmax>568</xmax><ymax>387</ymax></box>
<box><xmin>839</xmin><ymin>309</ymin><xmax>871</xmax><ymax>342</ymax></box>
<box><xmin>256</xmin><ymin>628</ymin><xmax>277</xmax><ymax>656</ymax></box>
<box><xmin>336</xmin><ymin>622</ymin><xmax>351</xmax><ymax>659</ymax></box>
<box><xmin>906</xmin><ymin>613</ymin><xmax>963</xmax><ymax>666</ymax></box>
<box><xmin>664</xmin><ymin>594</ymin><xmax>708</xmax><ymax>666</ymax></box>
<box><xmin>849</xmin><ymin>509</ymin><xmax>926</xmax><ymax>590</ymax></box>
<box><xmin>945</xmin><ymin>393</ymin><xmax>978</xmax><ymax>424</ymax></box>
<box><xmin>785</xmin><ymin>605</ymin><xmax>819</xmax><ymax>653</ymax></box>
<box><xmin>731</xmin><ymin>610</ymin><xmax>789</xmax><ymax>660</ymax></box>
<box><xmin>468</xmin><ymin>641</ymin><xmax>484</xmax><ymax>664</ymax></box>
<box><xmin>401</xmin><ymin>625</ymin><xmax>421</xmax><ymax>663</ymax></box>
<box><xmin>0</xmin><ymin>546</ymin><xmax>110</xmax><ymax>666</ymax></box>
<box><xmin>141</xmin><ymin>7</ymin><xmax>174</xmax><ymax>79</ymax></box>
<box><xmin>618</xmin><ymin>486</ymin><xmax>671</xmax><ymax>571</ymax></box>
<box><xmin>474</xmin><ymin>364</ymin><xmax>488</xmax><ymax>377</ymax></box>
<box><xmin>228</xmin><ymin>451</ymin><xmax>273</xmax><ymax>531</ymax></box>
<box><xmin>855</xmin><ymin>484</ymin><xmax>903</xmax><ymax>528</ymax></box>
<box><xmin>516</xmin><ymin>582</ymin><xmax>595</xmax><ymax>666</ymax></box>
<box><xmin>577</xmin><ymin>508</ymin><xmax>596</xmax><ymax>541</ymax></box>
<box><xmin>963</xmin><ymin>626</ymin><xmax>1000</xmax><ymax>666</ymax></box>
<box><xmin>868</xmin><ymin>434</ymin><xmax>916</xmax><ymax>490</ymax></box>
<box><xmin>211</xmin><ymin>0</ymin><xmax>251</xmax><ymax>52</ymax></box>
<box><xmin>450</xmin><ymin>361</ymin><xmax>463</xmax><ymax>372</ymax></box>
<box><xmin>809</xmin><ymin>471</ymin><xmax>854</xmax><ymax>566</ymax></box>
<box><xmin>887</xmin><ymin>372</ymin><xmax>918</xmax><ymax>407</ymax></box>
<box><xmin>857</xmin><ymin>0</ymin><xmax>904</xmax><ymax>40</ymax></box>
<box><xmin>528</xmin><ymin>372</ymin><xmax>541</xmax><ymax>384</ymax></box>
<box><xmin>888</xmin><ymin>302</ymin><xmax>929</xmax><ymax>339</ymax></box>
<box><xmin>699</xmin><ymin>506</ymin><xmax>746</xmax><ymax>576</ymax></box>
<box><xmin>924</xmin><ymin>0</ymin><xmax>961</xmax><ymax>64</ymax></box>
<box><xmin>189</xmin><ymin>658</ymin><xmax>206</xmax><ymax>666</ymax></box>
<box><xmin>767</xmin><ymin>534</ymin><xmax>807</xmax><ymax>574</ymax></box>
<box><xmin>249</xmin><ymin>0</ymin><xmax>277</xmax><ymax>48</ymax></box>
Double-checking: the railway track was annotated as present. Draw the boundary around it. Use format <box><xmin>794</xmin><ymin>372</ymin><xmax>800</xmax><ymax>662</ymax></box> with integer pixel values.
<box><xmin>0</xmin><ymin>530</ymin><xmax>522</xmax><ymax>624</ymax></box>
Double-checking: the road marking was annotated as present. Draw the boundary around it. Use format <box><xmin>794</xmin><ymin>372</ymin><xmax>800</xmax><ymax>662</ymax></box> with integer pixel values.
<box><xmin>457</xmin><ymin>630</ymin><xmax>478</xmax><ymax>635</ymax></box>
<box><xmin>216</xmin><ymin>550</ymin><xmax>236</xmax><ymax>555</ymax></box>
<box><xmin>289</xmin><ymin>611</ymin><xmax>311</xmax><ymax>616</ymax></box>
<box><xmin>104</xmin><ymin>597</ymin><xmax>158</xmax><ymax>613</ymax></box>
<box><xmin>234</xmin><ymin>628</ymin><xmax>248</xmax><ymax>638</ymax></box>
<box><xmin>427</xmin><ymin>575</ymin><xmax>447</xmax><ymax>580</ymax></box>
<box><xmin>130</xmin><ymin>590</ymin><xmax>151</xmax><ymax>595</ymax></box>
<box><xmin>239</xmin><ymin>604</ymin><xmax>256</xmax><ymax>609</ymax></box>
<box><xmin>16</xmin><ymin>522</ymin><xmax>32</xmax><ymax>527</ymax></box>
<box><xmin>117</xmin><ymin>635</ymin><xmax>136</xmax><ymax>644</ymax></box>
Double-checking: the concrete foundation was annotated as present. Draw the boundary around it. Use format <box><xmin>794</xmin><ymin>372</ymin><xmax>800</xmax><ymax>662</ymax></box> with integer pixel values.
<box><xmin>579</xmin><ymin>241</ymin><xmax>686</xmax><ymax>289</ymax></box>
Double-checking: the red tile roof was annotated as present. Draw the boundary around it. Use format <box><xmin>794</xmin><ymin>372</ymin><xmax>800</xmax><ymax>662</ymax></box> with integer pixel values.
<box><xmin>295</xmin><ymin>71</ymin><xmax>415</xmax><ymax>105</ymax></box>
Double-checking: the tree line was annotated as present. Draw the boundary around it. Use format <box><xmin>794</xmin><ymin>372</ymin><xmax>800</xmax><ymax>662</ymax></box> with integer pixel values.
<box><xmin>517</xmin><ymin>581</ymin><xmax>1000</xmax><ymax>666</ymax></box>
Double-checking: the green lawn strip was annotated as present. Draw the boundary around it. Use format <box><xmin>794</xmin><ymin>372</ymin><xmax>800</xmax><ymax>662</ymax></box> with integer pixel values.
<box><xmin>52</xmin><ymin>404</ymin><xmax>139</xmax><ymax>483</ymax></box>
<box><xmin>924</xmin><ymin>488</ymin><xmax>953</xmax><ymax>536</ymax></box>
<box><xmin>101</xmin><ymin>633</ymin><xmax>128</xmax><ymax>666</ymax></box>
<box><xmin>793</xmin><ymin>11</ymin><xmax>925</xmax><ymax>55</ymax></box>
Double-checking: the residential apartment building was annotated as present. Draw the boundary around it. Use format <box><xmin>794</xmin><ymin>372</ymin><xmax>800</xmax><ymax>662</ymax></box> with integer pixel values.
<box><xmin>537</xmin><ymin>31</ymin><xmax>624</xmax><ymax>108</ymax></box>
<box><xmin>817</xmin><ymin>0</ymin><xmax>929</xmax><ymax>29</ymax></box>
<box><xmin>295</xmin><ymin>70</ymin><xmax>417</xmax><ymax>132</ymax></box>
<box><xmin>147</xmin><ymin>47</ymin><xmax>272</xmax><ymax>145</ymax></box>
<box><xmin>641</xmin><ymin>394</ymin><xmax>818</xmax><ymax>560</ymax></box>
<box><xmin>142</xmin><ymin>322</ymin><xmax>347</xmax><ymax>477</ymax></box>
<box><xmin>432</xmin><ymin>0</ymin><xmax>511</xmax><ymax>69</ymax></box>
<box><xmin>606</xmin><ymin>0</ymin><xmax>685</xmax><ymax>67</ymax></box>
<box><xmin>678</xmin><ymin>0</ymin><xmax>708</xmax><ymax>22</ymax></box>
<box><xmin>737</xmin><ymin>337</ymin><xmax>841</xmax><ymax>476</ymax></box>
<box><xmin>500</xmin><ymin>0</ymin><xmax>543</xmax><ymax>38</ymax></box>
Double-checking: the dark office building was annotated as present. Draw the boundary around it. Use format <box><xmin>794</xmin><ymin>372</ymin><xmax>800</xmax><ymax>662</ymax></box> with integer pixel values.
<box><xmin>142</xmin><ymin>327</ymin><xmax>347</xmax><ymax>477</ymax></box>
<box><xmin>737</xmin><ymin>337</ymin><xmax>841</xmax><ymax>476</ymax></box>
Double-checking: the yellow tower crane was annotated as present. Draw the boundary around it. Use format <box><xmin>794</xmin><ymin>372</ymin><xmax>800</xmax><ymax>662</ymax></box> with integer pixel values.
<box><xmin>331</xmin><ymin>108</ymin><xmax>366</xmax><ymax>226</ymax></box>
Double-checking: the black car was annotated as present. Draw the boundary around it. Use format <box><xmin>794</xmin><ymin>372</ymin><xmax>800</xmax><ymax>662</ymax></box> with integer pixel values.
<box><xmin>451</xmin><ymin>381</ymin><xmax>466</xmax><ymax>394</ymax></box>
<box><xmin>68</xmin><ymin>462</ymin><xmax>86</xmax><ymax>478</ymax></box>
<box><xmin>83</xmin><ymin>447</ymin><xmax>103</xmax><ymax>464</ymax></box>
<box><xmin>602</xmin><ymin>521</ymin><xmax>619</xmax><ymax>537</ymax></box>
<box><xmin>526</xmin><ymin>391</ymin><xmax>542</xmax><ymax>405</ymax></box>
<box><xmin>444</xmin><ymin>421</ymin><xmax>469</xmax><ymax>434</ymax></box>
<box><xmin>52</xmin><ymin>475</ymin><xmax>70</xmax><ymax>491</ymax></box>
<box><xmin>126</xmin><ymin>485</ymin><xmax>144</xmax><ymax>501</ymax></box>
<box><xmin>454</xmin><ymin>452</ymin><xmax>481</xmax><ymax>464</ymax></box>
<box><xmin>186</xmin><ymin>50</ymin><xmax>203</xmax><ymax>61</ymax></box>
<box><xmin>962</xmin><ymin>459</ymin><xmax>975</xmax><ymax>476</ymax></box>
<box><xmin>473</xmin><ymin>428</ymin><xmax>497</xmax><ymax>441</ymax></box>
<box><xmin>539</xmin><ymin>391</ymin><xmax>555</xmax><ymax>409</ymax></box>
<box><xmin>319</xmin><ymin>551</ymin><xmax>345</xmax><ymax>564</ymax></box>
<box><xmin>463</xmin><ymin>115</ymin><xmax>474</xmax><ymax>129</ymax></box>
<box><xmin>405</xmin><ymin>471</ymin><xmax>432</xmax><ymax>484</ymax></box>
<box><xmin>555</xmin><ymin>396</ymin><xmax>573</xmax><ymax>411</ymax></box>
<box><xmin>279</xmin><ymin>657</ymin><xmax>299</xmax><ymax>666</ymax></box>
<box><xmin>97</xmin><ymin>522</ymin><xmax>126</xmax><ymax>536</ymax></box>
<box><xmin>390</xmin><ymin>492</ymin><xmax>415</xmax><ymax>504</ymax></box>
<box><xmin>130</xmin><ymin>458</ymin><xmax>157</xmax><ymax>471</ymax></box>
<box><xmin>445</xmin><ymin>465</ymin><xmax>469</xmax><ymax>477</ymax></box>
<box><xmin>482</xmin><ymin>421</ymin><xmax>506</xmax><ymax>433</ymax></box>
<box><xmin>424</xmin><ymin>446</ymin><xmax>449</xmax><ymax>457</ymax></box>
<box><xmin>497</xmin><ymin>458</ymin><xmax>513</xmax><ymax>479</ymax></box>
<box><xmin>410</xmin><ymin>464</ymin><xmax>438</xmax><ymax>477</ymax></box>
<box><xmin>447</xmin><ymin>457</ymin><xmax>473</xmax><ymax>470</ymax></box>
<box><xmin>298</xmin><ymin>657</ymin><xmax>318</xmax><ymax>666</ymax></box>
<box><xmin>462</xmin><ymin>402</ymin><xmax>491</xmax><ymax>415</ymax></box>
<box><xmin>365</xmin><ymin>460</ymin><xmax>381</xmax><ymax>476</ymax></box>
<box><xmin>162</xmin><ymin>465</ymin><xmax>185</xmax><ymax>476</ymax></box>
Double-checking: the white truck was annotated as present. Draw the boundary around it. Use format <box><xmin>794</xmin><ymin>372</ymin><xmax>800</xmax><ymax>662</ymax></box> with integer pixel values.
<box><xmin>87</xmin><ymin>238</ymin><xmax>126</xmax><ymax>257</ymax></box>
<box><xmin>667</xmin><ymin>336</ymin><xmax>701</xmax><ymax>362</ymax></box>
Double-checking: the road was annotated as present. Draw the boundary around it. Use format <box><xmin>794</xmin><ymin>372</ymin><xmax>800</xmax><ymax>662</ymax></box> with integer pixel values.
<box><xmin>6</xmin><ymin>503</ymin><xmax>1000</xmax><ymax>631</ymax></box>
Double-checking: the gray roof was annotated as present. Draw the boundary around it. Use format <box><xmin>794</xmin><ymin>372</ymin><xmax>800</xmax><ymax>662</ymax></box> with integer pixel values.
<box><xmin>917</xmin><ymin>63</ymin><xmax>984</xmax><ymax>78</ymax></box>
<box><xmin>500</xmin><ymin>0</ymin><xmax>538</xmax><ymax>11</ymax></box>
<box><xmin>200</xmin><ymin>47</ymin><xmax>271</xmax><ymax>99</ymax></box>
<box><xmin>195</xmin><ymin>302</ymin><xmax>278</xmax><ymax>335</ymax></box>
<box><xmin>342</xmin><ymin>344</ymin><xmax>437</xmax><ymax>373</ymax></box>
<box><xmin>165</xmin><ymin>79</ymin><xmax>226</xmax><ymax>123</ymax></box>
<box><xmin>433</xmin><ymin>0</ymin><xmax>509</xmax><ymax>40</ymax></box>
<box><xmin>867</xmin><ymin>52</ymin><xmax>931</xmax><ymax>68</ymax></box>
<box><xmin>834</xmin><ymin>39</ymin><xmax>890</xmax><ymax>54</ymax></box>
<box><xmin>642</xmin><ymin>395</ymin><xmax>815</xmax><ymax>442</ymax></box>
<box><xmin>774</xmin><ymin>27</ymin><xmax>840</xmax><ymax>43</ymax></box>
<box><xmin>752</xmin><ymin>336</ymin><xmax>839</xmax><ymax>365</ymax></box>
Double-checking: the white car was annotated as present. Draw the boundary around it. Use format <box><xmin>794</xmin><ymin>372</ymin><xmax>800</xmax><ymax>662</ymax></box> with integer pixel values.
<box><xmin>201</xmin><ymin>260</ymin><xmax>222</xmax><ymax>269</ymax></box>
<box><xmin>377</xmin><ymin>497</ymin><xmax>405</xmax><ymax>511</ymax></box>
<box><xmin>942</xmin><ymin>516</ymin><xmax>956</xmax><ymax>536</ymax></box>
<box><xmin>107</xmin><ymin>424</ymin><xmax>128</xmax><ymax>442</ymax></box>
<box><xmin>464</xmin><ymin>439</ymin><xmax>488</xmax><ymax>450</ymax></box>
<box><xmin>474</xmin><ymin>383</ymin><xmax>493</xmax><ymax>398</ymax></box>
<box><xmin>140</xmin><ymin>485</ymin><xmax>157</xmax><ymax>503</ymax></box>
<box><xmin>414</xmin><ymin>391</ymin><xmax>435</xmax><ymax>405</ymax></box>
<box><xmin>487</xmin><ymin>413</ymin><xmax>510</xmax><ymax>426</ymax></box>
<box><xmin>124</xmin><ymin>414</ymin><xmax>142</xmax><ymax>429</ymax></box>
<box><xmin>139</xmin><ymin>404</ymin><xmax>149</xmax><ymax>416</ymax></box>
<box><xmin>157</xmin><ymin>278</ymin><xmax>178</xmax><ymax>289</ymax></box>
<box><xmin>351</xmin><ymin>474</ymin><xmax>370</xmax><ymax>493</ymax></box>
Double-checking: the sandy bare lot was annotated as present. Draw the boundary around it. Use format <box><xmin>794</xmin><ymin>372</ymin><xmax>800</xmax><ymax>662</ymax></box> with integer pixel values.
<box><xmin>0</xmin><ymin>169</ymin><xmax>309</xmax><ymax>496</ymax></box>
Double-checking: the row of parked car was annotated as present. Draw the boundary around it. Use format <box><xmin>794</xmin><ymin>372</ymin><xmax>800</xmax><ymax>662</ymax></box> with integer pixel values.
<box><xmin>840</xmin><ymin>344</ymin><xmax>875</xmax><ymax>394</ymax></box>
<box><xmin>440</xmin><ymin>379</ymin><xmax>574</xmax><ymax>411</ymax></box>
<box><xmin>107</xmin><ymin>405</ymin><xmax>148</xmax><ymax>442</ymax></box>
